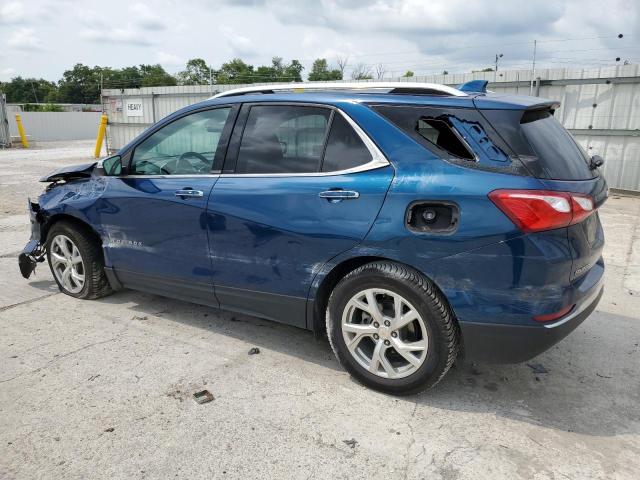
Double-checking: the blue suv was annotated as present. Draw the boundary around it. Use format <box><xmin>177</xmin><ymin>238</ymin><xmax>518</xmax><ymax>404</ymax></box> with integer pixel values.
<box><xmin>19</xmin><ymin>82</ymin><xmax>607</xmax><ymax>394</ymax></box>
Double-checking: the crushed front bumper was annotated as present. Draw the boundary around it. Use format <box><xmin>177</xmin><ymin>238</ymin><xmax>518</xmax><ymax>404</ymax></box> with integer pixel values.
<box><xmin>18</xmin><ymin>199</ymin><xmax>45</xmax><ymax>279</ymax></box>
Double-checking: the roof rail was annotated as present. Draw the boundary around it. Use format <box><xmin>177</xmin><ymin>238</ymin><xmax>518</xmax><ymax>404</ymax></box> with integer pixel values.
<box><xmin>210</xmin><ymin>82</ymin><xmax>467</xmax><ymax>99</ymax></box>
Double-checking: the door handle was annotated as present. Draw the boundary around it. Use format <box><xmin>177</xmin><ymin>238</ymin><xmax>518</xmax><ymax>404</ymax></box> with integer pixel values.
<box><xmin>175</xmin><ymin>188</ymin><xmax>204</xmax><ymax>198</ymax></box>
<box><xmin>319</xmin><ymin>190</ymin><xmax>360</xmax><ymax>202</ymax></box>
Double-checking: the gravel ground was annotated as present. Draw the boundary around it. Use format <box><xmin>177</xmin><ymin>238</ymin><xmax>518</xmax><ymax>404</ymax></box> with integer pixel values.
<box><xmin>0</xmin><ymin>142</ymin><xmax>639</xmax><ymax>480</ymax></box>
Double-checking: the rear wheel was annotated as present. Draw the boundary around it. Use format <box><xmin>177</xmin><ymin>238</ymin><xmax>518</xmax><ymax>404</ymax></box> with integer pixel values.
<box><xmin>46</xmin><ymin>222</ymin><xmax>112</xmax><ymax>299</ymax></box>
<box><xmin>326</xmin><ymin>261</ymin><xmax>459</xmax><ymax>395</ymax></box>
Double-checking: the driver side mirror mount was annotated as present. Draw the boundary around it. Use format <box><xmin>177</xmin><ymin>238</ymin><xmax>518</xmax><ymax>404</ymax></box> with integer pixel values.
<box><xmin>100</xmin><ymin>155</ymin><xmax>123</xmax><ymax>176</ymax></box>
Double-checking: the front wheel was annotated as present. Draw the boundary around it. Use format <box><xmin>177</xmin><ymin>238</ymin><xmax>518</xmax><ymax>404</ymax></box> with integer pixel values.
<box><xmin>326</xmin><ymin>261</ymin><xmax>459</xmax><ymax>395</ymax></box>
<box><xmin>46</xmin><ymin>221</ymin><xmax>112</xmax><ymax>299</ymax></box>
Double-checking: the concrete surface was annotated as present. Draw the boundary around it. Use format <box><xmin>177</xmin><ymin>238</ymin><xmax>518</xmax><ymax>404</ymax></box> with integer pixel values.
<box><xmin>1</xmin><ymin>142</ymin><xmax>639</xmax><ymax>480</ymax></box>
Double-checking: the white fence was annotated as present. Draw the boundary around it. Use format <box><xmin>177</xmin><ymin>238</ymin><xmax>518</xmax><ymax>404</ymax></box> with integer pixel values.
<box><xmin>6</xmin><ymin>111</ymin><xmax>102</xmax><ymax>142</ymax></box>
<box><xmin>103</xmin><ymin>65</ymin><xmax>640</xmax><ymax>192</ymax></box>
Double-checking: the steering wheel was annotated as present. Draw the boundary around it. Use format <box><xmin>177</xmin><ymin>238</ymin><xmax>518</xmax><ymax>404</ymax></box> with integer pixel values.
<box><xmin>176</xmin><ymin>152</ymin><xmax>211</xmax><ymax>174</ymax></box>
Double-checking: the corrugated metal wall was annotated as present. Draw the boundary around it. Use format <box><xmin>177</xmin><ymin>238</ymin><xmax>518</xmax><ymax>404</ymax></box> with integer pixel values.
<box><xmin>6</xmin><ymin>111</ymin><xmax>102</xmax><ymax>142</ymax></box>
<box><xmin>103</xmin><ymin>65</ymin><xmax>640</xmax><ymax>191</ymax></box>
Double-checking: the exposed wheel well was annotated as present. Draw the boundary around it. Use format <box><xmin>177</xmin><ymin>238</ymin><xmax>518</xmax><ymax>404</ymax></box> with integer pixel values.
<box><xmin>43</xmin><ymin>214</ymin><xmax>102</xmax><ymax>247</ymax></box>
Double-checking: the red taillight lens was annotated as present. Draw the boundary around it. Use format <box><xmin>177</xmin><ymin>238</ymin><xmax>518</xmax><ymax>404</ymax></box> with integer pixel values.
<box><xmin>489</xmin><ymin>189</ymin><xmax>595</xmax><ymax>233</ymax></box>
<box><xmin>533</xmin><ymin>304</ymin><xmax>574</xmax><ymax>322</ymax></box>
<box><xmin>570</xmin><ymin>194</ymin><xmax>595</xmax><ymax>224</ymax></box>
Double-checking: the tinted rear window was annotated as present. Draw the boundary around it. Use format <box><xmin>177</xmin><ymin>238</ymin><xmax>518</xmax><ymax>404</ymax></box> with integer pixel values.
<box><xmin>321</xmin><ymin>114</ymin><xmax>371</xmax><ymax>172</ymax></box>
<box><xmin>481</xmin><ymin>109</ymin><xmax>595</xmax><ymax>180</ymax></box>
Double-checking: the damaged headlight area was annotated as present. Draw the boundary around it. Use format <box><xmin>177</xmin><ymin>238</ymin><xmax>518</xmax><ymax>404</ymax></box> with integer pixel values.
<box><xmin>18</xmin><ymin>199</ymin><xmax>47</xmax><ymax>279</ymax></box>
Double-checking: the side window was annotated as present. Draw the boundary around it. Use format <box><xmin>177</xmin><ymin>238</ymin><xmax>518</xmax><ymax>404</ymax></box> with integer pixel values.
<box><xmin>417</xmin><ymin>118</ymin><xmax>474</xmax><ymax>160</ymax></box>
<box><xmin>131</xmin><ymin>107</ymin><xmax>231</xmax><ymax>175</ymax></box>
<box><xmin>321</xmin><ymin>114</ymin><xmax>372</xmax><ymax>172</ymax></box>
<box><xmin>235</xmin><ymin>105</ymin><xmax>331</xmax><ymax>174</ymax></box>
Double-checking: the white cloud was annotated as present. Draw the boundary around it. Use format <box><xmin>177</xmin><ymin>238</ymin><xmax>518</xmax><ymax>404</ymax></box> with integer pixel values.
<box><xmin>0</xmin><ymin>1</ymin><xmax>26</xmax><ymax>24</ymax></box>
<box><xmin>1</xmin><ymin>67</ymin><xmax>16</xmax><ymax>81</ymax></box>
<box><xmin>130</xmin><ymin>2</ymin><xmax>167</xmax><ymax>31</ymax></box>
<box><xmin>79</xmin><ymin>25</ymin><xmax>154</xmax><ymax>46</ymax></box>
<box><xmin>220</xmin><ymin>26</ymin><xmax>255</xmax><ymax>56</ymax></box>
<box><xmin>1</xmin><ymin>0</ymin><xmax>637</xmax><ymax>81</ymax></box>
<box><xmin>156</xmin><ymin>50</ymin><xmax>182</xmax><ymax>66</ymax></box>
<box><xmin>7</xmin><ymin>27</ymin><xmax>43</xmax><ymax>51</ymax></box>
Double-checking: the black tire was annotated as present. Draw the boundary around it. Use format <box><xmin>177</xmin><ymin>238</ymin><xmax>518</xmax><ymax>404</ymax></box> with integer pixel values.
<box><xmin>46</xmin><ymin>221</ymin><xmax>112</xmax><ymax>300</ymax></box>
<box><xmin>326</xmin><ymin>261</ymin><xmax>459</xmax><ymax>395</ymax></box>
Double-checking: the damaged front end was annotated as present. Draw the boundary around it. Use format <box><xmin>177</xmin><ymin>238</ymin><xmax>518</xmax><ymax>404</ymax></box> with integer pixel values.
<box><xmin>19</xmin><ymin>161</ymin><xmax>98</xmax><ymax>279</ymax></box>
<box><xmin>19</xmin><ymin>199</ymin><xmax>47</xmax><ymax>279</ymax></box>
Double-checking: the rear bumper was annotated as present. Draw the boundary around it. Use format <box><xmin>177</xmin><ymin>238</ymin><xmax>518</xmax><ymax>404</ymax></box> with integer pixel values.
<box><xmin>458</xmin><ymin>280</ymin><xmax>604</xmax><ymax>363</ymax></box>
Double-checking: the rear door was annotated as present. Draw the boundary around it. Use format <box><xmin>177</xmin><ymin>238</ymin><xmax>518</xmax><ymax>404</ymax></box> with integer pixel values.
<box><xmin>207</xmin><ymin>103</ymin><xmax>394</xmax><ymax>327</ymax></box>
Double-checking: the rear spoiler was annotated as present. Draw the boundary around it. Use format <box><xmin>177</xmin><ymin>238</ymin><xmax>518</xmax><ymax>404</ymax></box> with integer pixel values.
<box><xmin>525</xmin><ymin>101</ymin><xmax>560</xmax><ymax>112</ymax></box>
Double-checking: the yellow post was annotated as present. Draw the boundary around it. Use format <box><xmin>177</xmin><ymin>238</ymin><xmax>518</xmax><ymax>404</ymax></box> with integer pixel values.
<box><xmin>15</xmin><ymin>114</ymin><xmax>29</xmax><ymax>148</ymax></box>
<box><xmin>94</xmin><ymin>114</ymin><xmax>108</xmax><ymax>158</ymax></box>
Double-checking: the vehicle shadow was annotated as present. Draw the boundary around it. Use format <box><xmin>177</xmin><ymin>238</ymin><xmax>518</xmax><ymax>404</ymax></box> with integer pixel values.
<box><xmin>100</xmin><ymin>289</ymin><xmax>638</xmax><ymax>439</ymax></box>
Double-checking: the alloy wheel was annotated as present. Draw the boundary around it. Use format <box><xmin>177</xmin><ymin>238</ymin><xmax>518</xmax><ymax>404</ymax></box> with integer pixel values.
<box><xmin>50</xmin><ymin>234</ymin><xmax>85</xmax><ymax>294</ymax></box>
<box><xmin>341</xmin><ymin>288</ymin><xmax>428</xmax><ymax>379</ymax></box>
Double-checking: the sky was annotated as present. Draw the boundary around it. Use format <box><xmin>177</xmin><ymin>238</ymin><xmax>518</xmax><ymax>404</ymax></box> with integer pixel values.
<box><xmin>0</xmin><ymin>0</ymin><xmax>638</xmax><ymax>83</ymax></box>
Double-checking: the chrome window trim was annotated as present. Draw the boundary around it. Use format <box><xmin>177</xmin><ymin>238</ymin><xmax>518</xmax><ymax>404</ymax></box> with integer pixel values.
<box><xmin>115</xmin><ymin>174</ymin><xmax>221</xmax><ymax>179</ymax></box>
<box><xmin>220</xmin><ymin>108</ymin><xmax>390</xmax><ymax>178</ymax></box>
<box><xmin>114</xmin><ymin>107</ymin><xmax>390</xmax><ymax>180</ymax></box>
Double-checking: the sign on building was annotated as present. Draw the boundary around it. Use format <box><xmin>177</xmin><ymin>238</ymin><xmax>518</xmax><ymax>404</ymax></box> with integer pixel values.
<box><xmin>125</xmin><ymin>99</ymin><xmax>144</xmax><ymax>117</ymax></box>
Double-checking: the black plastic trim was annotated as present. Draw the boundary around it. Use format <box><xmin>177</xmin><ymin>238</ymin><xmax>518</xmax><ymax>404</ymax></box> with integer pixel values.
<box><xmin>459</xmin><ymin>285</ymin><xmax>603</xmax><ymax>363</ymax></box>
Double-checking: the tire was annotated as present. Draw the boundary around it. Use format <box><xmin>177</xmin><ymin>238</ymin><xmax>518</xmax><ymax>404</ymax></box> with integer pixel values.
<box><xmin>46</xmin><ymin>221</ymin><xmax>112</xmax><ymax>300</ymax></box>
<box><xmin>326</xmin><ymin>261</ymin><xmax>459</xmax><ymax>395</ymax></box>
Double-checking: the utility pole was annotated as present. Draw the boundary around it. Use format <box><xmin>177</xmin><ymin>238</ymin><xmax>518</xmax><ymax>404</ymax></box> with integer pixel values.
<box><xmin>209</xmin><ymin>63</ymin><xmax>213</xmax><ymax>94</ymax></box>
<box><xmin>30</xmin><ymin>81</ymin><xmax>39</xmax><ymax>104</ymax></box>
<box><xmin>530</xmin><ymin>39</ymin><xmax>537</xmax><ymax>95</ymax></box>
<box><xmin>494</xmin><ymin>53</ymin><xmax>503</xmax><ymax>82</ymax></box>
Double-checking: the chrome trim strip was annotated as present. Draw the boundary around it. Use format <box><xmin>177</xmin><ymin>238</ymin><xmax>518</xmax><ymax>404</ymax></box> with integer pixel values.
<box><xmin>319</xmin><ymin>190</ymin><xmax>360</xmax><ymax>199</ymax></box>
<box><xmin>543</xmin><ymin>280</ymin><xmax>604</xmax><ymax>329</ymax></box>
<box><xmin>116</xmin><ymin>174</ymin><xmax>221</xmax><ymax>179</ymax></box>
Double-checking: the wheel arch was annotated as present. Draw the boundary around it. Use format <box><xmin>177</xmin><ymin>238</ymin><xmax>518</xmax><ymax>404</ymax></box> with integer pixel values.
<box><xmin>308</xmin><ymin>255</ymin><xmax>455</xmax><ymax>337</ymax></box>
<box><xmin>43</xmin><ymin>213</ymin><xmax>103</xmax><ymax>247</ymax></box>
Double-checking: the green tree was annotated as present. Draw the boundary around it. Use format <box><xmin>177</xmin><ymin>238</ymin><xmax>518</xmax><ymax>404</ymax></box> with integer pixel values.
<box><xmin>254</xmin><ymin>57</ymin><xmax>304</xmax><ymax>82</ymax></box>
<box><xmin>57</xmin><ymin>64</ymin><xmax>102</xmax><ymax>103</ymax></box>
<box><xmin>139</xmin><ymin>64</ymin><xmax>177</xmax><ymax>87</ymax></box>
<box><xmin>0</xmin><ymin>76</ymin><xmax>58</xmax><ymax>103</ymax></box>
<box><xmin>23</xmin><ymin>103</ymin><xmax>63</xmax><ymax>112</ymax></box>
<box><xmin>402</xmin><ymin>70</ymin><xmax>414</xmax><ymax>77</ymax></box>
<box><xmin>308</xmin><ymin>58</ymin><xmax>342</xmax><ymax>81</ymax></box>
<box><xmin>216</xmin><ymin>58</ymin><xmax>255</xmax><ymax>84</ymax></box>
<box><xmin>177</xmin><ymin>58</ymin><xmax>214</xmax><ymax>85</ymax></box>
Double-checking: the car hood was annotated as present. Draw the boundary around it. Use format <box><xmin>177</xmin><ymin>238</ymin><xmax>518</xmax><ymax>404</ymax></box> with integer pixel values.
<box><xmin>40</xmin><ymin>162</ymin><xmax>97</xmax><ymax>183</ymax></box>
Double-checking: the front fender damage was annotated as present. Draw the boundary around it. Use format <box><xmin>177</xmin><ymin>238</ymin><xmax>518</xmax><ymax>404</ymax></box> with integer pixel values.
<box><xmin>18</xmin><ymin>199</ymin><xmax>47</xmax><ymax>279</ymax></box>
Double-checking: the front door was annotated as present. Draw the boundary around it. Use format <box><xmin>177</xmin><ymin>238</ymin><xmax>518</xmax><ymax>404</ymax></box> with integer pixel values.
<box><xmin>208</xmin><ymin>104</ymin><xmax>394</xmax><ymax>326</ymax></box>
<box><xmin>99</xmin><ymin>106</ymin><xmax>235</xmax><ymax>305</ymax></box>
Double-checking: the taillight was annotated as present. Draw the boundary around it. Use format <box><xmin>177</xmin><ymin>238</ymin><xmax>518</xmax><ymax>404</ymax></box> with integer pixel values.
<box><xmin>488</xmin><ymin>189</ymin><xmax>595</xmax><ymax>233</ymax></box>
